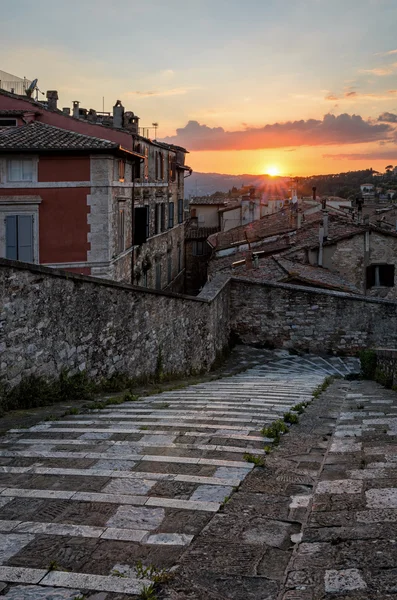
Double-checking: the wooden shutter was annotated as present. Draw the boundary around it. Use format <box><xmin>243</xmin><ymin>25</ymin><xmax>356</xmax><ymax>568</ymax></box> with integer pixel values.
<box><xmin>17</xmin><ymin>215</ymin><xmax>34</xmax><ymax>262</ymax></box>
<box><xmin>5</xmin><ymin>215</ymin><xmax>18</xmax><ymax>259</ymax></box>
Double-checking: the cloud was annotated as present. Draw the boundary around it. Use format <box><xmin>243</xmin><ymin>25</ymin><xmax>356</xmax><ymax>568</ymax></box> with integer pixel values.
<box><xmin>126</xmin><ymin>87</ymin><xmax>197</xmax><ymax>98</ymax></box>
<box><xmin>376</xmin><ymin>49</ymin><xmax>397</xmax><ymax>56</ymax></box>
<box><xmin>324</xmin><ymin>151</ymin><xmax>397</xmax><ymax>161</ymax></box>
<box><xmin>359</xmin><ymin>66</ymin><xmax>396</xmax><ymax>76</ymax></box>
<box><xmin>161</xmin><ymin>114</ymin><xmax>392</xmax><ymax>151</ymax></box>
<box><xmin>325</xmin><ymin>90</ymin><xmax>397</xmax><ymax>101</ymax></box>
<box><xmin>378</xmin><ymin>112</ymin><xmax>397</xmax><ymax>123</ymax></box>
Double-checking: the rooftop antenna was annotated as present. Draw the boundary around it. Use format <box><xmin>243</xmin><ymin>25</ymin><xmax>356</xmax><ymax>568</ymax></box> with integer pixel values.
<box><xmin>152</xmin><ymin>122</ymin><xmax>159</xmax><ymax>140</ymax></box>
<box><xmin>25</xmin><ymin>78</ymin><xmax>38</xmax><ymax>98</ymax></box>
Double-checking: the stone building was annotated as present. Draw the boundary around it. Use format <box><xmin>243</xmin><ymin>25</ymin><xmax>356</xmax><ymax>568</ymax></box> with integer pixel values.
<box><xmin>208</xmin><ymin>207</ymin><xmax>397</xmax><ymax>301</ymax></box>
<box><xmin>0</xmin><ymin>87</ymin><xmax>192</xmax><ymax>290</ymax></box>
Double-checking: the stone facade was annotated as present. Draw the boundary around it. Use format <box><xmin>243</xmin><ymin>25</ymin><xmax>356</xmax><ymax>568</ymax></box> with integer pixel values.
<box><xmin>310</xmin><ymin>230</ymin><xmax>397</xmax><ymax>300</ymax></box>
<box><xmin>230</xmin><ymin>278</ymin><xmax>397</xmax><ymax>354</ymax></box>
<box><xmin>0</xmin><ymin>259</ymin><xmax>230</xmax><ymax>388</ymax></box>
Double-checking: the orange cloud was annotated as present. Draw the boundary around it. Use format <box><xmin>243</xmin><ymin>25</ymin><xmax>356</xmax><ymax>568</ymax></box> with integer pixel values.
<box><xmin>162</xmin><ymin>114</ymin><xmax>392</xmax><ymax>151</ymax></box>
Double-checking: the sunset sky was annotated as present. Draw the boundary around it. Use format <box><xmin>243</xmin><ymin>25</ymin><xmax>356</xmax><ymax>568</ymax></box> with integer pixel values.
<box><xmin>2</xmin><ymin>0</ymin><xmax>397</xmax><ymax>176</ymax></box>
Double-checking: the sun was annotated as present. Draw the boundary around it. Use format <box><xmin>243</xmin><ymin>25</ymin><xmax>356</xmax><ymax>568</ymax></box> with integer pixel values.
<box><xmin>267</xmin><ymin>165</ymin><xmax>281</xmax><ymax>177</ymax></box>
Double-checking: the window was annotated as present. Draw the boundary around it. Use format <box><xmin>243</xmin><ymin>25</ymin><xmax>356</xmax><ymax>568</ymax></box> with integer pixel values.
<box><xmin>155</xmin><ymin>204</ymin><xmax>160</xmax><ymax>235</ymax></box>
<box><xmin>193</xmin><ymin>240</ymin><xmax>204</xmax><ymax>256</ymax></box>
<box><xmin>178</xmin><ymin>243</ymin><xmax>182</xmax><ymax>272</ymax></box>
<box><xmin>144</xmin><ymin>147</ymin><xmax>149</xmax><ymax>180</ymax></box>
<box><xmin>167</xmin><ymin>253</ymin><xmax>172</xmax><ymax>284</ymax></box>
<box><xmin>159</xmin><ymin>152</ymin><xmax>165</xmax><ymax>180</ymax></box>
<box><xmin>134</xmin><ymin>207</ymin><xmax>148</xmax><ymax>245</ymax></box>
<box><xmin>178</xmin><ymin>199</ymin><xmax>184</xmax><ymax>224</ymax></box>
<box><xmin>169</xmin><ymin>156</ymin><xmax>176</xmax><ymax>182</ymax></box>
<box><xmin>6</xmin><ymin>215</ymin><xmax>34</xmax><ymax>262</ymax></box>
<box><xmin>7</xmin><ymin>159</ymin><xmax>34</xmax><ymax>182</ymax></box>
<box><xmin>168</xmin><ymin>202</ymin><xmax>174</xmax><ymax>228</ymax></box>
<box><xmin>118</xmin><ymin>209</ymin><xmax>125</xmax><ymax>253</ymax></box>
<box><xmin>161</xmin><ymin>203</ymin><xmax>166</xmax><ymax>232</ymax></box>
<box><xmin>143</xmin><ymin>271</ymin><xmax>148</xmax><ymax>287</ymax></box>
<box><xmin>118</xmin><ymin>160</ymin><xmax>126</xmax><ymax>182</ymax></box>
<box><xmin>155</xmin><ymin>262</ymin><xmax>162</xmax><ymax>290</ymax></box>
<box><xmin>366</xmin><ymin>264</ymin><xmax>395</xmax><ymax>288</ymax></box>
<box><xmin>155</xmin><ymin>152</ymin><xmax>159</xmax><ymax>180</ymax></box>
<box><xmin>0</xmin><ymin>118</ymin><xmax>17</xmax><ymax>127</ymax></box>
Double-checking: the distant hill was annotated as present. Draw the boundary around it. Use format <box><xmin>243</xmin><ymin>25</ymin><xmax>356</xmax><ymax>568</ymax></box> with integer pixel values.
<box><xmin>185</xmin><ymin>172</ymin><xmax>275</xmax><ymax>197</ymax></box>
<box><xmin>185</xmin><ymin>168</ymin><xmax>389</xmax><ymax>199</ymax></box>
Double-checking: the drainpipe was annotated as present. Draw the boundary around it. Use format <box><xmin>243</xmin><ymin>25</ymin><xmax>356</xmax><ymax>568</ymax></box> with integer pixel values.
<box><xmin>131</xmin><ymin>160</ymin><xmax>135</xmax><ymax>284</ymax></box>
<box><xmin>318</xmin><ymin>225</ymin><xmax>324</xmax><ymax>267</ymax></box>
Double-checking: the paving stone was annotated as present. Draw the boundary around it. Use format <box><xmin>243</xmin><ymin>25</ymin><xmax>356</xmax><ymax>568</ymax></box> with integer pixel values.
<box><xmin>0</xmin><ymin>533</ymin><xmax>35</xmax><ymax>563</ymax></box>
<box><xmin>40</xmin><ymin>571</ymin><xmax>150</xmax><ymax>594</ymax></box>
<box><xmin>106</xmin><ymin>506</ymin><xmax>165</xmax><ymax>530</ymax></box>
<box><xmin>3</xmin><ymin>585</ymin><xmax>81</xmax><ymax>599</ymax></box>
<box><xmin>316</xmin><ymin>479</ymin><xmax>363</xmax><ymax>495</ymax></box>
<box><xmin>101</xmin><ymin>478</ymin><xmax>155</xmax><ymax>496</ymax></box>
<box><xmin>324</xmin><ymin>568</ymin><xmax>367</xmax><ymax>592</ymax></box>
<box><xmin>189</xmin><ymin>484</ymin><xmax>233</xmax><ymax>503</ymax></box>
<box><xmin>366</xmin><ymin>488</ymin><xmax>397</xmax><ymax>508</ymax></box>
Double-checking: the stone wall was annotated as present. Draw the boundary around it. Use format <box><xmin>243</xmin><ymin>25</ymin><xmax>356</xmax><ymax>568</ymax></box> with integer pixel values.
<box><xmin>230</xmin><ymin>278</ymin><xmax>397</xmax><ymax>354</ymax></box>
<box><xmin>375</xmin><ymin>348</ymin><xmax>397</xmax><ymax>386</ymax></box>
<box><xmin>0</xmin><ymin>259</ymin><xmax>230</xmax><ymax>388</ymax></box>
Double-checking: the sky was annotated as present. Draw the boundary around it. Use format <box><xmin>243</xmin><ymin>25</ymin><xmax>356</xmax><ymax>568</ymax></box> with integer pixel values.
<box><xmin>2</xmin><ymin>0</ymin><xmax>397</xmax><ymax>176</ymax></box>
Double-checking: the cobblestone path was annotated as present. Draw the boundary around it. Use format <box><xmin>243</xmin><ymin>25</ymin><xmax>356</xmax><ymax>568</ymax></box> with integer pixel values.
<box><xmin>0</xmin><ymin>351</ymin><xmax>359</xmax><ymax>599</ymax></box>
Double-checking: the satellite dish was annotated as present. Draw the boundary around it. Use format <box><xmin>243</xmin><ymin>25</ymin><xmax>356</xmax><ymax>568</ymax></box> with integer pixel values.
<box><xmin>26</xmin><ymin>79</ymin><xmax>38</xmax><ymax>97</ymax></box>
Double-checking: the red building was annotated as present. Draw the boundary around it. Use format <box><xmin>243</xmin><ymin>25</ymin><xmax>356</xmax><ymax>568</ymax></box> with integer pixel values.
<box><xmin>0</xmin><ymin>87</ymin><xmax>190</xmax><ymax>289</ymax></box>
<box><xmin>0</xmin><ymin>120</ymin><xmax>142</xmax><ymax>279</ymax></box>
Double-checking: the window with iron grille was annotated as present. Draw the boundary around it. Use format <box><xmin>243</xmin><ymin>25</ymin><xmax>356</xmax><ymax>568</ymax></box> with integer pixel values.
<box><xmin>168</xmin><ymin>202</ymin><xmax>174</xmax><ymax>228</ymax></box>
<box><xmin>178</xmin><ymin>199</ymin><xmax>184</xmax><ymax>224</ymax></box>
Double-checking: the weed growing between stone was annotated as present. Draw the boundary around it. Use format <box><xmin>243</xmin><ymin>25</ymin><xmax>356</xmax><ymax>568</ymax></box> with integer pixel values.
<box><xmin>283</xmin><ymin>412</ymin><xmax>299</xmax><ymax>425</ymax></box>
<box><xmin>292</xmin><ymin>402</ymin><xmax>307</xmax><ymax>414</ymax></box>
<box><xmin>312</xmin><ymin>376</ymin><xmax>334</xmax><ymax>399</ymax></box>
<box><xmin>261</xmin><ymin>419</ymin><xmax>289</xmax><ymax>445</ymax></box>
<box><xmin>135</xmin><ymin>560</ymin><xmax>173</xmax><ymax>599</ymax></box>
<box><xmin>243</xmin><ymin>452</ymin><xmax>265</xmax><ymax>466</ymax></box>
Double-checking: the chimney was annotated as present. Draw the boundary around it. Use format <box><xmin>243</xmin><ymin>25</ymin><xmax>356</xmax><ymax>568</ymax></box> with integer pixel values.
<box><xmin>87</xmin><ymin>108</ymin><xmax>97</xmax><ymax>123</ymax></box>
<box><xmin>73</xmin><ymin>101</ymin><xmax>80</xmax><ymax>119</ymax></box>
<box><xmin>113</xmin><ymin>99</ymin><xmax>124</xmax><ymax>129</ymax></box>
<box><xmin>62</xmin><ymin>107</ymin><xmax>70</xmax><ymax>116</ymax></box>
<box><xmin>312</xmin><ymin>186</ymin><xmax>317</xmax><ymax>201</ymax></box>
<box><xmin>46</xmin><ymin>90</ymin><xmax>58</xmax><ymax>111</ymax></box>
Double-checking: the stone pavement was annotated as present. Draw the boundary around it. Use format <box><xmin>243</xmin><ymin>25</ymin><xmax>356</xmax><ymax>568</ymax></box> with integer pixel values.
<box><xmin>0</xmin><ymin>350</ymin><xmax>361</xmax><ymax>599</ymax></box>
<box><xmin>165</xmin><ymin>377</ymin><xmax>397</xmax><ymax>600</ymax></box>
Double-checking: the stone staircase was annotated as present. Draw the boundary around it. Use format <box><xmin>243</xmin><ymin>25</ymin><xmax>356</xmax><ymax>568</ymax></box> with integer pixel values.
<box><xmin>0</xmin><ymin>351</ymin><xmax>360</xmax><ymax>598</ymax></box>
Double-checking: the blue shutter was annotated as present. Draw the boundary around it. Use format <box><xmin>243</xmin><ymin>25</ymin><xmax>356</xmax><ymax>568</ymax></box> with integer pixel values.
<box><xmin>5</xmin><ymin>216</ymin><xmax>17</xmax><ymax>259</ymax></box>
<box><xmin>17</xmin><ymin>215</ymin><xmax>34</xmax><ymax>262</ymax></box>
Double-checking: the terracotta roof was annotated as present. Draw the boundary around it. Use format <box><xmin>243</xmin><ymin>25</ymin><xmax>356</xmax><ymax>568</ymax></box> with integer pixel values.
<box><xmin>208</xmin><ymin>207</ymin><xmax>324</xmax><ymax>250</ymax></box>
<box><xmin>231</xmin><ymin>255</ymin><xmax>362</xmax><ymax>294</ymax></box>
<box><xmin>0</xmin><ymin>121</ymin><xmax>143</xmax><ymax>157</ymax></box>
<box><xmin>190</xmin><ymin>196</ymin><xmax>227</xmax><ymax>206</ymax></box>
